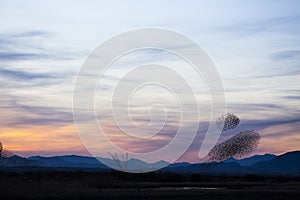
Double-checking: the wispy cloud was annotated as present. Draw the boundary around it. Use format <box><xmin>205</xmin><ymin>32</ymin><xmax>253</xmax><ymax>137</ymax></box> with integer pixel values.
<box><xmin>282</xmin><ymin>95</ymin><xmax>300</xmax><ymax>100</ymax></box>
<box><xmin>0</xmin><ymin>96</ymin><xmax>72</xmax><ymax>127</ymax></box>
<box><xmin>0</xmin><ymin>52</ymin><xmax>49</xmax><ymax>61</ymax></box>
<box><xmin>0</xmin><ymin>68</ymin><xmax>63</xmax><ymax>80</ymax></box>
<box><xmin>0</xmin><ymin>30</ymin><xmax>80</xmax><ymax>62</ymax></box>
<box><xmin>13</xmin><ymin>30</ymin><xmax>53</xmax><ymax>38</ymax></box>
<box><xmin>0</xmin><ymin>0</ymin><xmax>299</xmax><ymax>160</ymax></box>
<box><xmin>272</xmin><ymin>50</ymin><xmax>300</xmax><ymax>61</ymax></box>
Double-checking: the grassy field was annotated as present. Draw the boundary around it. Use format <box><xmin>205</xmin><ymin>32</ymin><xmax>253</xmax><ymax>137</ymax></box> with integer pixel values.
<box><xmin>0</xmin><ymin>171</ymin><xmax>299</xmax><ymax>199</ymax></box>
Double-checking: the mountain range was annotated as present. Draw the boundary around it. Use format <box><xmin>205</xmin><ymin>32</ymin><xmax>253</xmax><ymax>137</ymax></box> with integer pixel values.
<box><xmin>0</xmin><ymin>151</ymin><xmax>299</xmax><ymax>175</ymax></box>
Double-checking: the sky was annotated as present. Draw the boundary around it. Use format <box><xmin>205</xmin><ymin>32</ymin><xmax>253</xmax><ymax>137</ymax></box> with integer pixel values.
<box><xmin>0</xmin><ymin>0</ymin><xmax>300</xmax><ymax>163</ymax></box>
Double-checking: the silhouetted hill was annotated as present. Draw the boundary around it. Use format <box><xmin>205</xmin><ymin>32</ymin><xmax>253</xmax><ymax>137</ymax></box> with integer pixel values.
<box><xmin>167</xmin><ymin>162</ymin><xmax>191</xmax><ymax>168</ymax></box>
<box><xmin>0</xmin><ymin>155</ymin><xmax>37</xmax><ymax>167</ymax></box>
<box><xmin>1</xmin><ymin>151</ymin><xmax>299</xmax><ymax>175</ymax></box>
<box><xmin>60</xmin><ymin>155</ymin><xmax>103</xmax><ymax>165</ymax></box>
<box><xmin>252</xmin><ymin>151</ymin><xmax>300</xmax><ymax>175</ymax></box>
<box><xmin>29</xmin><ymin>156</ymin><xmax>74</xmax><ymax>167</ymax></box>
<box><xmin>224</xmin><ymin>154</ymin><xmax>276</xmax><ymax>166</ymax></box>
<box><xmin>97</xmin><ymin>157</ymin><xmax>169</xmax><ymax>171</ymax></box>
<box><xmin>163</xmin><ymin>161</ymin><xmax>247</xmax><ymax>175</ymax></box>
<box><xmin>165</xmin><ymin>151</ymin><xmax>300</xmax><ymax>175</ymax></box>
<box><xmin>28</xmin><ymin>155</ymin><xmax>108</xmax><ymax>168</ymax></box>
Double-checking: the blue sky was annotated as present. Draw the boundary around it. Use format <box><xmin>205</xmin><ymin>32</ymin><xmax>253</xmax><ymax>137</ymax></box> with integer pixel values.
<box><xmin>0</xmin><ymin>0</ymin><xmax>300</xmax><ymax>162</ymax></box>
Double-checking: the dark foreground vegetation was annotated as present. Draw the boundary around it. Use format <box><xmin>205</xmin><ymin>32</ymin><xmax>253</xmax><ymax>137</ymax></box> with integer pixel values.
<box><xmin>0</xmin><ymin>170</ymin><xmax>299</xmax><ymax>199</ymax></box>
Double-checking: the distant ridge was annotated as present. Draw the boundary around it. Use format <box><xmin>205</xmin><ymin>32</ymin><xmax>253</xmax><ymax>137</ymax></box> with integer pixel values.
<box><xmin>224</xmin><ymin>153</ymin><xmax>276</xmax><ymax>166</ymax></box>
<box><xmin>251</xmin><ymin>151</ymin><xmax>300</xmax><ymax>175</ymax></box>
<box><xmin>165</xmin><ymin>151</ymin><xmax>300</xmax><ymax>175</ymax></box>
<box><xmin>28</xmin><ymin>155</ymin><xmax>108</xmax><ymax>168</ymax></box>
<box><xmin>1</xmin><ymin>151</ymin><xmax>299</xmax><ymax>175</ymax></box>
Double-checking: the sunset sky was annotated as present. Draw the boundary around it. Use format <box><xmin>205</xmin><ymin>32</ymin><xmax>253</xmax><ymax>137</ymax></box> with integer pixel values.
<box><xmin>0</xmin><ymin>0</ymin><xmax>300</xmax><ymax>163</ymax></box>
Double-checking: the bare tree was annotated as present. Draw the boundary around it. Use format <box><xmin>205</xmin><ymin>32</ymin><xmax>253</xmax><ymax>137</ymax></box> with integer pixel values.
<box><xmin>0</xmin><ymin>142</ymin><xmax>2</xmax><ymax>157</ymax></box>
<box><xmin>1</xmin><ymin>149</ymin><xmax>14</xmax><ymax>157</ymax></box>
<box><xmin>108</xmin><ymin>152</ymin><xmax>129</xmax><ymax>171</ymax></box>
<box><xmin>0</xmin><ymin>142</ymin><xmax>14</xmax><ymax>158</ymax></box>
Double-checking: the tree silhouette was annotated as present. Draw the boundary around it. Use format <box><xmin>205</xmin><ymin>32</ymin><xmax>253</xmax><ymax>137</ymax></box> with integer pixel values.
<box><xmin>0</xmin><ymin>142</ymin><xmax>2</xmax><ymax>156</ymax></box>
<box><xmin>108</xmin><ymin>152</ymin><xmax>129</xmax><ymax>171</ymax></box>
<box><xmin>0</xmin><ymin>142</ymin><xmax>14</xmax><ymax>157</ymax></box>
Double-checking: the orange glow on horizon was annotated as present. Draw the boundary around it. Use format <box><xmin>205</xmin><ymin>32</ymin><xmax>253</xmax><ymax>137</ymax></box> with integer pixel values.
<box><xmin>1</xmin><ymin>121</ymin><xmax>300</xmax><ymax>161</ymax></box>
